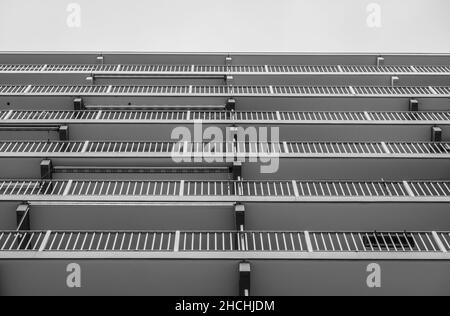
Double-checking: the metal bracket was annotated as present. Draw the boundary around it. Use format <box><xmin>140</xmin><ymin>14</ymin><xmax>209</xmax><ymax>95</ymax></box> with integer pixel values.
<box><xmin>16</xmin><ymin>203</ymin><xmax>31</xmax><ymax>232</ymax></box>
<box><xmin>239</xmin><ymin>262</ymin><xmax>251</xmax><ymax>297</ymax></box>
<box><xmin>58</xmin><ymin>126</ymin><xmax>70</xmax><ymax>141</ymax></box>
<box><xmin>376</xmin><ymin>56</ymin><xmax>385</xmax><ymax>67</ymax></box>
<box><xmin>409</xmin><ymin>99</ymin><xmax>419</xmax><ymax>112</ymax></box>
<box><xmin>226</xmin><ymin>98</ymin><xmax>236</xmax><ymax>111</ymax></box>
<box><xmin>432</xmin><ymin>127</ymin><xmax>443</xmax><ymax>142</ymax></box>
<box><xmin>235</xmin><ymin>204</ymin><xmax>245</xmax><ymax>231</ymax></box>
<box><xmin>74</xmin><ymin>98</ymin><xmax>85</xmax><ymax>111</ymax></box>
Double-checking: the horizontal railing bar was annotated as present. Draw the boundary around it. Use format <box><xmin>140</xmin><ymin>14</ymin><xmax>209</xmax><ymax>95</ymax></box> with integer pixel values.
<box><xmin>0</xmin><ymin>125</ymin><xmax>61</xmax><ymax>131</ymax></box>
<box><xmin>1</xmin><ymin>64</ymin><xmax>449</xmax><ymax>76</ymax></box>
<box><xmin>92</xmin><ymin>74</ymin><xmax>226</xmax><ymax>80</ymax></box>
<box><xmin>0</xmin><ymin>141</ymin><xmax>448</xmax><ymax>158</ymax></box>
<box><xmin>2</xmin><ymin>252</ymin><xmax>448</xmax><ymax>260</ymax></box>
<box><xmin>53</xmin><ymin>166</ymin><xmax>231</xmax><ymax>174</ymax></box>
<box><xmin>0</xmin><ymin>85</ymin><xmax>449</xmax><ymax>97</ymax></box>
<box><xmin>2</xmin><ymin>110</ymin><xmax>450</xmax><ymax>125</ymax></box>
<box><xmin>0</xmin><ymin>231</ymin><xmax>448</xmax><ymax>257</ymax></box>
<box><xmin>0</xmin><ymin>180</ymin><xmax>448</xmax><ymax>202</ymax></box>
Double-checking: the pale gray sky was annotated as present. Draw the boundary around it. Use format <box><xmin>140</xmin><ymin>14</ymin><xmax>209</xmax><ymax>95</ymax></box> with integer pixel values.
<box><xmin>0</xmin><ymin>0</ymin><xmax>449</xmax><ymax>52</ymax></box>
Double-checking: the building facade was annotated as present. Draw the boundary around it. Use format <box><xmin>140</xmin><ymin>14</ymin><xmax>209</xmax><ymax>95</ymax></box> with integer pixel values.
<box><xmin>0</xmin><ymin>53</ymin><xmax>449</xmax><ymax>295</ymax></box>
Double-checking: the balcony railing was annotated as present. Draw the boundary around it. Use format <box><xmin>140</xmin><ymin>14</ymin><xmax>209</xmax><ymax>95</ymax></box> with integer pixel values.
<box><xmin>0</xmin><ymin>141</ymin><xmax>448</xmax><ymax>158</ymax></box>
<box><xmin>1</xmin><ymin>85</ymin><xmax>449</xmax><ymax>97</ymax></box>
<box><xmin>1</xmin><ymin>110</ymin><xmax>450</xmax><ymax>125</ymax></box>
<box><xmin>0</xmin><ymin>180</ymin><xmax>448</xmax><ymax>202</ymax></box>
<box><xmin>0</xmin><ymin>230</ymin><xmax>448</xmax><ymax>260</ymax></box>
<box><xmin>1</xmin><ymin>64</ymin><xmax>449</xmax><ymax>76</ymax></box>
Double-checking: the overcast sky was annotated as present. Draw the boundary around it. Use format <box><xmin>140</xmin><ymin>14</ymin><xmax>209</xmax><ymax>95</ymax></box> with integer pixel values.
<box><xmin>0</xmin><ymin>0</ymin><xmax>449</xmax><ymax>52</ymax></box>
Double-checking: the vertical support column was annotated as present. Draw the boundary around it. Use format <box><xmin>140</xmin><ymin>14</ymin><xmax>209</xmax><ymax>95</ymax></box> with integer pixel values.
<box><xmin>431</xmin><ymin>127</ymin><xmax>442</xmax><ymax>142</ymax></box>
<box><xmin>16</xmin><ymin>204</ymin><xmax>31</xmax><ymax>250</ymax></box>
<box><xmin>239</xmin><ymin>262</ymin><xmax>251</xmax><ymax>297</ymax></box>
<box><xmin>229</xmin><ymin>126</ymin><xmax>238</xmax><ymax>145</ymax></box>
<box><xmin>59</xmin><ymin>125</ymin><xmax>70</xmax><ymax>141</ymax></box>
<box><xmin>234</xmin><ymin>203</ymin><xmax>246</xmax><ymax>250</ymax></box>
<box><xmin>225</xmin><ymin>56</ymin><xmax>234</xmax><ymax>99</ymax></box>
<box><xmin>41</xmin><ymin>159</ymin><xmax>53</xmax><ymax>193</ymax></box>
<box><xmin>74</xmin><ymin>98</ymin><xmax>85</xmax><ymax>111</ymax></box>
<box><xmin>235</xmin><ymin>204</ymin><xmax>245</xmax><ymax>232</ymax></box>
<box><xmin>232</xmin><ymin>161</ymin><xmax>242</xmax><ymax>181</ymax></box>
<box><xmin>228</xmin><ymin>125</ymin><xmax>239</xmax><ymax>165</ymax></box>
<box><xmin>231</xmin><ymin>125</ymin><xmax>239</xmax><ymax>147</ymax></box>
<box><xmin>16</xmin><ymin>204</ymin><xmax>31</xmax><ymax>231</ymax></box>
<box><xmin>41</xmin><ymin>159</ymin><xmax>53</xmax><ymax>180</ymax></box>
<box><xmin>227</xmin><ymin>53</ymin><xmax>241</xmax><ymax>253</ymax></box>
<box><xmin>229</xmin><ymin>127</ymin><xmax>241</xmax><ymax>198</ymax></box>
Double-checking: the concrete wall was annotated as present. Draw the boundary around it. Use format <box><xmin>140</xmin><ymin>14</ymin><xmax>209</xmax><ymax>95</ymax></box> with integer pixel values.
<box><xmin>1</xmin><ymin>202</ymin><xmax>449</xmax><ymax>231</ymax></box>
<box><xmin>0</xmin><ymin>259</ymin><xmax>449</xmax><ymax>296</ymax></box>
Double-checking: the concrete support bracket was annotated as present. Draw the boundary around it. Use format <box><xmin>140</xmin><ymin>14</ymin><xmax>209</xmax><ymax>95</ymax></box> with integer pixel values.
<box><xmin>232</xmin><ymin>161</ymin><xmax>243</xmax><ymax>181</ymax></box>
<box><xmin>235</xmin><ymin>204</ymin><xmax>245</xmax><ymax>232</ymax></box>
<box><xmin>58</xmin><ymin>125</ymin><xmax>70</xmax><ymax>141</ymax></box>
<box><xmin>409</xmin><ymin>99</ymin><xmax>419</xmax><ymax>112</ymax></box>
<box><xmin>40</xmin><ymin>159</ymin><xmax>53</xmax><ymax>180</ymax></box>
<box><xmin>225</xmin><ymin>56</ymin><xmax>233</xmax><ymax>67</ymax></box>
<box><xmin>74</xmin><ymin>98</ymin><xmax>85</xmax><ymax>111</ymax></box>
<box><xmin>239</xmin><ymin>262</ymin><xmax>251</xmax><ymax>297</ymax></box>
<box><xmin>377</xmin><ymin>56</ymin><xmax>385</xmax><ymax>67</ymax></box>
<box><xmin>16</xmin><ymin>203</ymin><xmax>31</xmax><ymax>232</ymax></box>
<box><xmin>226</xmin><ymin>98</ymin><xmax>236</xmax><ymax>112</ymax></box>
<box><xmin>96</xmin><ymin>54</ymin><xmax>104</xmax><ymax>65</ymax></box>
<box><xmin>431</xmin><ymin>126</ymin><xmax>442</xmax><ymax>142</ymax></box>
<box><xmin>391</xmin><ymin>76</ymin><xmax>400</xmax><ymax>87</ymax></box>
